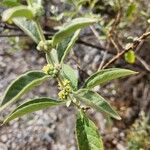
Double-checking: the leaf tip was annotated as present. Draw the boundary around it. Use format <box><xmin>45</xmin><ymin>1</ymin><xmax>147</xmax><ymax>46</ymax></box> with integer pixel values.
<box><xmin>134</xmin><ymin>71</ymin><xmax>139</xmax><ymax>74</ymax></box>
<box><xmin>116</xmin><ymin>116</ymin><xmax>122</xmax><ymax>120</ymax></box>
<box><xmin>3</xmin><ymin>119</ymin><xmax>8</xmax><ymax>125</ymax></box>
<box><xmin>0</xmin><ymin>120</ymin><xmax>6</xmax><ymax>127</ymax></box>
<box><xmin>124</xmin><ymin>69</ymin><xmax>139</xmax><ymax>75</ymax></box>
<box><xmin>130</xmin><ymin>70</ymin><xmax>139</xmax><ymax>75</ymax></box>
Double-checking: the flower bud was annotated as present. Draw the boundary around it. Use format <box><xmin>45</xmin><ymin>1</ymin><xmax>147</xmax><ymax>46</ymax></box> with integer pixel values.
<box><xmin>37</xmin><ymin>40</ymin><xmax>52</xmax><ymax>52</ymax></box>
<box><xmin>58</xmin><ymin>79</ymin><xmax>72</xmax><ymax>100</ymax></box>
<box><xmin>42</xmin><ymin>64</ymin><xmax>59</xmax><ymax>78</ymax></box>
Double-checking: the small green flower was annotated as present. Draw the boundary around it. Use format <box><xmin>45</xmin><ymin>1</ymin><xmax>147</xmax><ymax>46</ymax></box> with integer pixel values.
<box><xmin>37</xmin><ymin>40</ymin><xmax>52</xmax><ymax>51</ymax></box>
<box><xmin>63</xmin><ymin>80</ymin><xmax>70</xmax><ymax>86</ymax></box>
<box><xmin>65</xmin><ymin>85</ymin><xmax>71</xmax><ymax>92</ymax></box>
<box><xmin>58</xmin><ymin>79</ymin><xmax>72</xmax><ymax>100</ymax></box>
<box><xmin>58</xmin><ymin>90</ymin><xmax>66</xmax><ymax>100</ymax></box>
<box><xmin>42</xmin><ymin>64</ymin><xmax>53</xmax><ymax>74</ymax></box>
<box><xmin>42</xmin><ymin>64</ymin><xmax>59</xmax><ymax>77</ymax></box>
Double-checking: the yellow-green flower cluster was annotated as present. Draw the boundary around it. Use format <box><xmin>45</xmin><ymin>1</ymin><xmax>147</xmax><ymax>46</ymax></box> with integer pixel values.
<box><xmin>42</xmin><ymin>64</ymin><xmax>59</xmax><ymax>77</ymax></box>
<box><xmin>58</xmin><ymin>80</ymin><xmax>72</xmax><ymax>100</ymax></box>
<box><xmin>37</xmin><ymin>40</ymin><xmax>52</xmax><ymax>51</ymax></box>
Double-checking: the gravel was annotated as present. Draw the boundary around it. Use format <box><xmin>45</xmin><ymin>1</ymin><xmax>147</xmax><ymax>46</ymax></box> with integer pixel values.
<box><xmin>0</xmin><ymin>37</ymin><xmax>128</xmax><ymax>150</ymax></box>
<box><xmin>0</xmin><ymin>37</ymin><xmax>76</xmax><ymax>150</ymax></box>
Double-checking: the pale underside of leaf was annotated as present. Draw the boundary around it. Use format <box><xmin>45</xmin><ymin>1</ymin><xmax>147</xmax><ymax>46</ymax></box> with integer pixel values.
<box><xmin>3</xmin><ymin>97</ymin><xmax>64</xmax><ymax>123</ymax></box>
<box><xmin>46</xmin><ymin>49</ymin><xmax>59</xmax><ymax>65</ymax></box>
<box><xmin>13</xmin><ymin>18</ymin><xmax>40</xmax><ymax>43</ymax></box>
<box><xmin>2</xmin><ymin>5</ymin><xmax>34</xmax><ymax>22</ymax></box>
<box><xmin>56</xmin><ymin>30</ymin><xmax>80</xmax><ymax>63</ymax></box>
<box><xmin>0</xmin><ymin>71</ymin><xmax>49</xmax><ymax>111</ymax></box>
<box><xmin>60</xmin><ymin>29</ymin><xmax>80</xmax><ymax>63</ymax></box>
<box><xmin>61</xmin><ymin>64</ymin><xmax>78</xmax><ymax>91</ymax></box>
<box><xmin>53</xmin><ymin>17</ymin><xmax>97</xmax><ymax>45</ymax></box>
<box><xmin>74</xmin><ymin>89</ymin><xmax>121</xmax><ymax>120</ymax></box>
<box><xmin>56</xmin><ymin>34</ymin><xmax>74</xmax><ymax>62</ymax></box>
<box><xmin>84</xmin><ymin>68</ymin><xmax>137</xmax><ymax>88</ymax></box>
<box><xmin>76</xmin><ymin>110</ymin><xmax>104</xmax><ymax>150</ymax></box>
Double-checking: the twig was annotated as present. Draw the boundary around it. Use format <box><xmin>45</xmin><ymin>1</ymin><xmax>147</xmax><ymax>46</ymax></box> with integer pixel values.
<box><xmin>109</xmin><ymin>35</ymin><xmax>120</xmax><ymax>53</ymax></box>
<box><xmin>77</xmin><ymin>39</ymin><xmax>115</xmax><ymax>53</ymax></box>
<box><xmin>135</xmin><ymin>26</ymin><xmax>150</xmax><ymax>52</ymax></box>
<box><xmin>0</xmin><ymin>33</ymin><xmax>27</xmax><ymax>37</ymax></box>
<box><xmin>136</xmin><ymin>55</ymin><xmax>150</xmax><ymax>72</ymax></box>
<box><xmin>90</xmin><ymin>25</ymin><xmax>102</xmax><ymax>47</ymax></box>
<box><xmin>98</xmin><ymin>51</ymin><xmax>107</xmax><ymax>70</ymax></box>
<box><xmin>102</xmin><ymin>30</ymin><xmax>150</xmax><ymax>69</ymax></box>
<box><xmin>0</xmin><ymin>22</ymin><xmax>19</xmax><ymax>30</ymax></box>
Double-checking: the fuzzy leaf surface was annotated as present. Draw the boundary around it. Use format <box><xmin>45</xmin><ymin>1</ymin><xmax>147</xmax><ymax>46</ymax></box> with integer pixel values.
<box><xmin>13</xmin><ymin>18</ymin><xmax>40</xmax><ymax>43</ymax></box>
<box><xmin>53</xmin><ymin>17</ymin><xmax>97</xmax><ymax>45</ymax></box>
<box><xmin>2</xmin><ymin>5</ymin><xmax>34</xmax><ymax>22</ymax></box>
<box><xmin>61</xmin><ymin>64</ymin><xmax>78</xmax><ymax>90</ymax></box>
<box><xmin>0</xmin><ymin>71</ymin><xmax>49</xmax><ymax>111</ymax></box>
<box><xmin>74</xmin><ymin>90</ymin><xmax>121</xmax><ymax>120</ymax></box>
<box><xmin>76</xmin><ymin>110</ymin><xmax>104</xmax><ymax>150</ymax></box>
<box><xmin>4</xmin><ymin>97</ymin><xmax>64</xmax><ymax>123</ymax></box>
<box><xmin>84</xmin><ymin>68</ymin><xmax>137</xmax><ymax>88</ymax></box>
<box><xmin>56</xmin><ymin>29</ymin><xmax>80</xmax><ymax>63</ymax></box>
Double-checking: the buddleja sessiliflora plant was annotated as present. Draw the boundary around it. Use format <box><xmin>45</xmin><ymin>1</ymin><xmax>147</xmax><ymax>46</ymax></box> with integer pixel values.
<box><xmin>0</xmin><ymin>0</ymin><xmax>137</xmax><ymax>149</ymax></box>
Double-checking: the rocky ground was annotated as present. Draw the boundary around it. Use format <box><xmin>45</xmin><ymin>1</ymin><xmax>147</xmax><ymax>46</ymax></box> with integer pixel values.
<box><xmin>0</xmin><ymin>37</ymin><xmax>77</xmax><ymax>150</ymax></box>
<box><xmin>0</xmin><ymin>36</ymin><xmax>127</xmax><ymax>150</ymax></box>
<box><xmin>0</xmin><ymin>1</ymin><xmax>150</xmax><ymax>149</ymax></box>
<box><xmin>0</xmin><ymin>32</ymin><xmax>149</xmax><ymax>150</ymax></box>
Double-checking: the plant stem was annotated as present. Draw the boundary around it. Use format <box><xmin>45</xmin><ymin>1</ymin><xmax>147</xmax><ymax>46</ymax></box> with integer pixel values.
<box><xmin>35</xmin><ymin>20</ymin><xmax>81</xmax><ymax>109</ymax></box>
<box><xmin>57</xmin><ymin>75</ymin><xmax>64</xmax><ymax>86</ymax></box>
<box><xmin>46</xmin><ymin>52</ymin><xmax>55</xmax><ymax>65</ymax></box>
<box><xmin>35</xmin><ymin>20</ymin><xmax>46</xmax><ymax>42</ymax></box>
<box><xmin>34</xmin><ymin>20</ymin><xmax>65</xmax><ymax>87</ymax></box>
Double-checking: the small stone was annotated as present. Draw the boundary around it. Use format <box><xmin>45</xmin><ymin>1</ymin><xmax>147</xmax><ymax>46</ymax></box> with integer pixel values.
<box><xmin>69</xmin><ymin>146</ymin><xmax>76</xmax><ymax>150</ymax></box>
<box><xmin>120</xmin><ymin>132</ymin><xmax>125</xmax><ymax>138</ymax></box>
<box><xmin>1</xmin><ymin>135</ymin><xmax>7</xmax><ymax>142</ymax></box>
<box><xmin>42</xmin><ymin>133</ymin><xmax>52</xmax><ymax>142</ymax></box>
<box><xmin>83</xmin><ymin>55</ymin><xmax>90</xmax><ymax>63</ymax></box>
<box><xmin>93</xmin><ymin>55</ymin><xmax>100</xmax><ymax>63</ymax></box>
<box><xmin>11</xmin><ymin>143</ymin><xmax>16</xmax><ymax>149</ymax></box>
<box><xmin>117</xmin><ymin>143</ymin><xmax>126</xmax><ymax>150</ymax></box>
<box><xmin>112</xmin><ymin>139</ymin><xmax>117</xmax><ymax>145</ymax></box>
<box><xmin>0</xmin><ymin>142</ymin><xmax>8</xmax><ymax>150</ymax></box>
<box><xmin>12</xmin><ymin>122</ymin><xmax>19</xmax><ymax>128</ymax></box>
<box><xmin>112</xmin><ymin>127</ymin><xmax>119</xmax><ymax>133</ymax></box>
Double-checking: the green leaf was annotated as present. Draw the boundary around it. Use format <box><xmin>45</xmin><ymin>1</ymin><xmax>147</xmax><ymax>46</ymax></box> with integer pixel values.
<box><xmin>57</xmin><ymin>34</ymin><xmax>73</xmax><ymax>62</ymax></box>
<box><xmin>76</xmin><ymin>110</ymin><xmax>104</xmax><ymax>150</ymax></box>
<box><xmin>83</xmin><ymin>68</ymin><xmax>137</xmax><ymax>88</ymax></box>
<box><xmin>0</xmin><ymin>71</ymin><xmax>49</xmax><ymax>111</ymax></box>
<box><xmin>2</xmin><ymin>5</ymin><xmax>35</xmax><ymax>22</ymax></box>
<box><xmin>61</xmin><ymin>64</ymin><xmax>78</xmax><ymax>91</ymax></box>
<box><xmin>124</xmin><ymin>50</ymin><xmax>136</xmax><ymax>64</ymax></box>
<box><xmin>46</xmin><ymin>49</ymin><xmax>59</xmax><ymax>64</ymax></box>
<box><xmin>126</xmin><ymin>2</ymin><xmax>136</xmax><ymax>18</ymax></box>
<box><xmin>3</xmin><ymin>97</ymin><xmax>64</xmax><ymax>123</ymax></box>
<box><xmin>13</xmin><ymin>18</ymin><xmax>40</xmax><ymax>43</ymax></box>
<box><xmin>74</xmin><ymin>90</ymin><xmax>121</xmax><ymax>120</ymax></box>
<box><xmin>57</xmin><ymin>29</ymin><xmax>80</xmax><ymax>63</ymax></box>
<box><xmin>52</xmin><ymin>17</ymin><xmax>97</xmax><ymax>45</ymax></box>
<box><xmin>2</xmin><ymin>0</ymin><xmax>20</xmax><ymax>7</ymax></box>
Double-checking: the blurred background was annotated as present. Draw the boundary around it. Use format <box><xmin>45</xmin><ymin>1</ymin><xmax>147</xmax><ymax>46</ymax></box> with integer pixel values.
<box><xmin>0</xmin><ymin>0</ymin><xmax>150</xmax><ymax>149</ymax></box>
